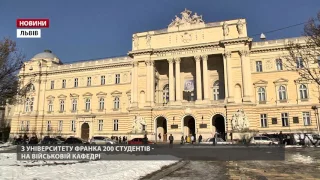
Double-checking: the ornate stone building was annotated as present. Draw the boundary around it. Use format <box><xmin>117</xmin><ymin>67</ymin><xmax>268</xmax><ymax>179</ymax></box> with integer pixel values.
<box><xmin>10</xmin><ymin>9</ymin><xmax>320</xmax><ymax>141</ymax></box>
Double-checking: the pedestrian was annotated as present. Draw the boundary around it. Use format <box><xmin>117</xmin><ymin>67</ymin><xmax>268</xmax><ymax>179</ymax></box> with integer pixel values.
<box><xmin>169</xmin><ymin>134</ymin><xmax>174</xmax><ymax>144</ymax></box>
<box><xmin>181</xmin><ymin>136</ymin><xmax>184</xmax><ymax>144</ymax></box>
<box><xmin>119</xmin><ymin>136</ymin><xmax>121</xmax><ymax>143</ymax></box>
<box><xmin>279</xmin><ymin>131</ymin><xmax>283</xmax><ymax>145</ymax></box>
<box><xmin>229</xmin><ymin>132</ymin><xmax>233</xmax><ymax>141</ymax></box>
<box><xmin>198</xmin><ymin>134</ymin><xmax>202</xmax><ymax>144</ymax></box>
<box><xmin>158</xmin><ymin>133</ymin><xmax>161</xmax><ymax>141</ymax></box>
<box><xmin>185</xmin><ymin>135</ymin><xmax>187</xmax><ymax>143</ymax></box>
<box><xmin>123</xmin><ymin>136</ymin><xmax>125</xmax><ymax>144</ymax></box>
<box><xmin>142</xmin><ymin>135</ymin><xmax>148</xmax><ymax>145</ymax></box>
<box><xmin>191</xmin><ymin>135</ymin><xmax>195</xmax><ymax>144</ymax></box>
<box><xmin>115</xmin><ymin>136</ymin><xmax>118</xmax><ymax>142</ymax></box>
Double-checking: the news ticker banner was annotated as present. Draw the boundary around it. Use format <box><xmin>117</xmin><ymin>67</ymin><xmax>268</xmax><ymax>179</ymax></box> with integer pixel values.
<box><xmin>16</xmin><ymin>19</ymin><xmax>49</xmax><ymax>38</ymax></box>
<box><xmin>16</xmin><ymin>145</ymin><xmax>285</xmax><ymax>161</ymax></box>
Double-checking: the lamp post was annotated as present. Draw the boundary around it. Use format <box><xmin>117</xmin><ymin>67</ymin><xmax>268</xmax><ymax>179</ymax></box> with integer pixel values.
<box><xmin>312</xmin><ymin>106</ymin><xmax>320</xmax><ymax>135</ymax></box>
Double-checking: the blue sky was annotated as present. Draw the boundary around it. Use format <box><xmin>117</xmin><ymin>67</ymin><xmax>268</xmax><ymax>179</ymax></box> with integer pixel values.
<box><xmin>0</xmin><ymin>0</ymin><xmax>319</xmax><ymax>63</ymax></box>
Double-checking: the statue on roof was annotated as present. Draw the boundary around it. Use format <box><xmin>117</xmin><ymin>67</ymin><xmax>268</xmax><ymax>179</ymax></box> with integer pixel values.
<box><xmin>168</xmin><ymin>8</ymin><xmax>205</xmax><ymax>28</ymax></box>
<box><xmin>133</xmin><ymin>34</ymin><xmax>139</xmax><ymax>49</ymax></box>
<box><xmin>223</xmin><ymin>22</ymin><xmax>229</xmax><ymax>36</ymax></box>
<box><xmin>146</xmin><ymin>33</ymin><xmax>151</xmax><ymax>48</ymax></box>
<box><xmin>192</xmin><ymin>13</ymin><xmax>204</xmax><ymax>24</ymax></box>
<box><xmin>237</xmin><ymin>19</ymin><xmax>244</xmax><ymax>35</ymax></box>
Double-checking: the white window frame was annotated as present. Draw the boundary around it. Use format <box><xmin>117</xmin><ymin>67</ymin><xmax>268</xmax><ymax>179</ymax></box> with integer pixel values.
<box><xmin>72</xmin><ymin>99</ymin><xmax>77</xmax><ymax>111</ymax></box>
<box><xmin>59</xmin><ymin>100</ymin><xmax>65</xmax><ymax>112</ymax></box>
<box><xmin>113</xmin><ymin>119</ymin><xmax>118</xmax><ymax>131</ymax></box>
<box><xmin>26</xmin><ymin>121</ymin><xmax>30</xmax><ymax>131</ymax></box>
<box><xmin>114</xmin><ymin>97</ymin><xmax>120</xmax><ymax>109</ymax></box>
<box><xmin>58</xmin><ymin>120</ymin><xmax>63</xmax><ymax>132</ymax></box>
<box><xmin>260</xmin><ymin>114</ymin><xmax>267</xmax><ymax>128</ymax></box>
<box><xmin>99</xmin><ymin>98</ymin><xmax>105</xmax><ymax>110</ymax></box>
<box><xmin>101</xmin><ymin>76</ymin><xmax>105</xmax><ymax>85</ymax></box>
<box><xmin>302</xmin><ymin>112</ymin><xmax>311</xmax><ymax>126</ymax></box>
<box><xmin>87</xmin><ymin>77</ymin><xmax>91</xmax><ymax>86</ymax></box>
<box><xmin>62</xmin><ymin>79</ymin><xmax>66</xmax><ymax>88</ymax></box>
<box><xmin>85</xmin><ymin>98</ymin><xmax>91</xmax><ymax>111</ymax></box>
<box><xmin>20</xmin><ymin>121</ymin><xmax>24</xmax><ymax>131</ymax></box>
<box><xmin>74</xmin><ymin>78</ymin><xmax>78</xmax><ymax>87</ymax></box>
<box><xmin>276</xmin><ymin>59</ymin><xmax>283</xmax><ymax>70</ymax></box>
<box><xmin>256</xmin><ymin>61</ymin><xmax>263</xmax><ymax>72</ymax></box>
<box><xmin>115</xmin><ymin>74</ymin><xmax>120</xmax><ymax>84</ymax></box>
<box><xmin>47</xmin><ymin>121</ymin><xmax>51</xmax><ymax>131</ymax></box>
<box><xmin>98</xmin><ymin>120</ymin><xmax>103</xmax><ymax>131</ymax></box>
<box><xmin>213</xmin><ymin>81</ymin><xmax>219</xmax><ymax>101</ymax></box>
<box><xmin>48</xmin><ymin>100</ymin><xmax>53</xmax><ymax>112</ymax></box>
<box><xmin>50</xmin><ymin>80</ymin><xmax>54</xmax><ymax>89</ymax></box>
<box><xmin>71</xmin><ymin>120</ymin><xmax>76</xmax><ymax>132</ymax></box>
<box><xmin>25</xmin><ymin>98</ymin><xmax>30</xmax><ymax>112</ymax></box>
<box><xmin>278</xmin><ymin>85</ymin><xmax>287</xmax><ymax>101</ymax></box>
<box><xmin>296</xmin><ymin>57</ymin><xmax>304</xmax><ymax>68</ymax></box>
<box><xmin>258</xmin><ymin>87</ymin><xmax>266</xmax><ymax>102</ymax></box>
<box><xmin>163</xmin><ymin>84</ymin><xmax>169</xmax><ymax>104</ymax></box>
<box><xmin>299</xmin><ymin>84</ymin><xmax>308</xmax><ymax>99</ymax></box>
<box><xmin>281</xmin><ymin>113</ymin><xmax>289</xmax><ymax>127</ymax></box>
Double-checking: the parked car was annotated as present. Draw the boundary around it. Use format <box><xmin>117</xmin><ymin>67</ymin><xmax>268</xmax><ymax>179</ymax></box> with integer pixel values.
<box><xmin>249</xmin><ymin>136</ymin><xmax>274</xmax><ymax>145</ymax></box>
<box><xmin>90</xmin><ymin>136</ymin><xmax>117</xmax><ymax>145</ymax></box>
<box><xmin>41</xmin><ymin>137</ymin><xmax>64</xmax><ymax>145</ymax></box>
<box><xmin>64</xmin><ymin>137</ymin><xmax>89</xmax><ymax>144</ymax></box>
<box><xmin>200</xmin><ymin>137</ymin><xmax>233</xmax><ymax>145</ymax></box>
<box><xmin>128</xmin><ymin>138</ymin><xmax>154</xmax><ymax>145</ymax></box>
<box><xmin>270</xmin><ymin>138</ymin><xmax>280</xmax><ymax>145</ymax></box>
<box><xmin>56</xmin><ymin>136</ymin><xmax>66</xmax><ymax>142</ymax></box>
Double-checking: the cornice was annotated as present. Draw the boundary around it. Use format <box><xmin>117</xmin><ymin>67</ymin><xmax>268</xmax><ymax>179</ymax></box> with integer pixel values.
<box><xmin>220</xmin><ymin>37</ymin><xmax>252</xmax><ymax>46</ymax></box>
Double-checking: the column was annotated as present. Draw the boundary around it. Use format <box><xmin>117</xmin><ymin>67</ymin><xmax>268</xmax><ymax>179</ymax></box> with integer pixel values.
<box><xmin>202</xmin><ymin>55</ymin><xmax>209</xmax><ymax>101</ymax></box>
<box><xmin>132</xmin><ymin>61</ymin><xmax>139</xmax><ymax>106</ymax></box>
<box><xmin>240</xmin><ymin>50</ymin><xmax>252</xmax><ymax>102</ymax></box>
<box><xmin>150</xmin><ymin>60</ymin><xmax>155</xmax><ymax>106</ymax></box>
<box><xmin>168</xmin><ymin>58</ymin><xmax>175</xmax><ymax>103</ymax></box>
<box><xmin>146</xmin><ymin>60</ymin><xmax>151</xmax><ymax>105</ymax></box>
<box><xmin>223</xmin><ymin>54</ymin><xmax>229</xmax><ymax>102</ymax></box>
<box><xmin>224</xmin><ymin>51</ymin><xmax>234</xmax><ymax>102</ymax></box>
<box><xmin>175</xmin><ymin>58</ymin><xmax>181</xmax><ymax>102</ymax></box>
<box><xmin>195</xmin><ymin>55</ymin><xmax>202</xmax><ymax>101</ymax></box>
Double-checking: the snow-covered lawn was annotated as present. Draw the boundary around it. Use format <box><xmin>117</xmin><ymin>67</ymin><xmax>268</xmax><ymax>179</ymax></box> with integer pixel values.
<box><xmin>0</xmin><ymin>153</ymin><xmax>177</xmax><ymax>180</ymax></box>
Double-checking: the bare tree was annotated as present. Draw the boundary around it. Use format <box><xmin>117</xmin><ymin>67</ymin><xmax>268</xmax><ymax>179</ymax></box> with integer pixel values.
<box><xmin>285</xmin><ymin>12</ymin><xmax>320</xmax><ymax>85</ymax></box>
<box><xmin>0</xmin><ymin>37</ymin><xmax>25</xmax><ymax>104</ymax></box>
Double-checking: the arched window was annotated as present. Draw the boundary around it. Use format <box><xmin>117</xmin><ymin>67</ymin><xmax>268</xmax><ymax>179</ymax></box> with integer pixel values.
<box><xmin>299</xmin><ymin>84</ymin><xmax>308</xmax><ymax>99</ymax></box>
<box><xmin>72</xmin><ymin>99</ymin><xmax>77</xmax><ymax>111</ymax></box>
<box><xmin>114</xmin><ymin>97</ymin><xmax>120</xmax><ymax>109</ymax></box>
<box><xmin>276</xmin><ymin>59</ymin><xmax>283</xmax><ymax>70</ymax></box>
<box><xmin>99</xmin><ymin>98</ymin><xmax>105</xmax><ymax>110</ymax></box>
<box><xmin>59</xmin><ymin>100</ymin><xmax>65</xmax><ymax>112</ymax></box>
<box><xmin>278</xmin><ymin>85</ymin><xmax>287</xmax><ymax>100</ymax></box>
<box><xmin>213</xmin><ymin>81</ymin><xmax>220</xmax><ymax>100</ymax></box>
<box><xmin>27</xmin><ymin>84</ymin><xmax>35</xmax><ymax>91</ymax></box>
<box><xmin>258</xmin><ymin>87</ymin><xmax>266</xmax><ymax>102</ymax></box>
<box><xmin>163</xmin><ymin>84</ymin><xmax>169</xmax><ymax>104</ymax></box>
<box><xmin>30</xmin><ymin>98</ymin><xmax>34</xmax><ymax>111</ymax></box>
<box><xmin>48</xmin><ymin>100</ymin><xmax>53</xmax><ymax>112</ymax></box>
<box><xmin>85</xmin><ymin>98</ymin><xmax>91</xmax><ymax>111</ymax></box>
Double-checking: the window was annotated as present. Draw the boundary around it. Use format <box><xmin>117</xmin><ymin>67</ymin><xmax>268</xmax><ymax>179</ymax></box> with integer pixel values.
<box><xmin>163</xmin><ymin>84</ymin><xmax>169</xmax><ymax>104</ymax></box>
<box><xmin>114</xmin><ymin>97</ymin><xmax>120</xmax><ymax>109</ymax></box>
<box><xmin>281</xmin><ymin>113</ymin><xmax>289</xmax><ymax>127</ymax></box>
<box><xmin>50</xmin><ymin>81</ymin><xmax>54</xmax><ymax>89</ymax></box>
<box><xmin>278</xmin><ymin>85</ymin><xmax>287</xmax><ymax>101</ymax></box>
<box><xmin>296</xmin><ymin>57</ymin><xmax>304</xmax><ymax>68</ymax></box>
<box><xmin>72</xmin><ymin>99</ymin><xmax>77</xmax><ymax>111</ymax></box>
<box><xmin>58</xmin><ymin>120</ymin><xmax>63</xmax><ymax>131</ymax></box>
<box><xmin>260</xmin><ymin>114</ymin><xmax>267</xmax><ymax>127</ymax></box>
<box><xmin>256</xmin><ymin>61</ymin><xmax>263</xmax><ymax>72</ymax></box>
<box><xmin>101</xmin><ymin>76</ymin><xmax>105</xmax><ymax>85</ymax></box>
<box><xmin>115</xmin><ymin>74</ymin><xmax>120</xmax><ymax>84</ymax></box>
<box><xmin>59</xmin><ymin>100</ymin><xmax>65</xmax><ymax>112</ymax></box>
<box><xmin>276</xmin><ymin>59</ymin><xmax>283</xmax><ymax>70</ymax></box>
<box><xmin>85</xmin><ymin>98</ymin><xmax>91</xmax><ymax>111</ymax></box>
<box><xmin>258</xmin><ymin>87</ymin><xmax>266</xmax><ymax>102</ymax></box>
<box><xmin>20</xmin><ymin>121</ymin><xmax>24</xmax><ymax>131</ymax></box>
<box><xmin>302</xmin><ymin>112</ymin><xmax>311</xmax><ymax>126</ymax></box>
<box><xmin>25</xmin><ymin>98</ymin><xmax>33</xmax><ymax>112</ymax></box>
<box><xmin>30</xmin><ymin>98</ymin><xmax>34</xmax><ymax>111</ymax></box>
<box><xmin>71</xmin><ymin>120</ymin><xmax>75</xmax><ymax>131</ymax></box>
<box><xmin>299</xmin><ymin>84</ymin><xmax>308</xmax><ymax>99</ymax></box>
<box><xmin>48</xmin><ymin>100</ymin><xmax>53</xmax><ymax>112</ymax></box>
<box><xmin>99</xmin><ymin>98</ymin><xmax>105</xmax><ymax>110</ymax></box>
<box><xmin>87</xmin><ymin>77</ymin><xmax>91</xmax><ymax>86</ymax></box>
<box><xmin>98</xmin><ymin>120</ymin><xmax>103</xmax><ymax>131</ymax></box>
<box><xmin>62</xmin><ymin>79</ymin><xmax>66</xmax><ymax>88</ymax></box>
<box><xmin>26</xmin><ymin>121</ymin><xmax>30</xmax><ymax>131</ymax></box>
<box><xmin>213</xmin><ymin>81</ymin><xmax>219</xmax><ymax>100</ymax></box>
<box><xmin>113</xmin><ymin>119</ymin><xmax>118</xmax><ymax>131</ymax></box>
<box><xmin>28</xmin><ymin>84</ymin><xmax>35</xmax><ymax>91</ymax></box>
<box><xmin>47</xmin><ymin>121</ymin><xmax>51</xmax><ymax>131</ymax></box>
<box><xmin>74</xmin><ymin>78</ymin><xmax>78</xmax><ymax>87</ymax></box>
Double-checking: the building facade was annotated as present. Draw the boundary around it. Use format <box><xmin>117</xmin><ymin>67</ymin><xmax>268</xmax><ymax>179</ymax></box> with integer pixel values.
<box><xmin>10</xmin><ymin>9</ymin><xmax>320</xmax><ymax>141</ymax></box>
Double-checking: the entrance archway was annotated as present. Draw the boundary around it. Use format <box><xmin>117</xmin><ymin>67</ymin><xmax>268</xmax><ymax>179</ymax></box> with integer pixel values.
<box><xmin>155</xmin><ymin>117</ymin><xmax>167</xmax><ymax>142</ymax></box>
<box><xmin>81</xmin><ymin>123</ymin><xmax>90</xmax><ymax>141</ymax></box>
<box><xmin>212</xmin><ymin>114</ymin><xmax>226</xmax><ymax>140</ymax></box>
<box><xmin>183</xmin><ymin>116</ymin><xmax>196</xmax><ymax>137</ymax></box>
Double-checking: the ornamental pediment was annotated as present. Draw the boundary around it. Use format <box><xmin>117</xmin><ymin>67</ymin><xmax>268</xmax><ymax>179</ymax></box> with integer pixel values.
<box><xmin>111</xmin><ymin>90</ymin><xmax>122</xmax><ymax>97</ymax></box>
<box><xmin>253</xmin><ymin>80</ymin><xmax>268</xmax><ymax>85</ymax></box>
<box><xmin>58</xmin><ymin>94</ymin><xmax>67</xmax><ymax>99</ymax></box>
<box><xmin>46</xmin><ymin>95</ymin><xmax>55</xmax><ymax>99</ymax></box>
<box><xmin>273</xmin><ymin>78</ymin><xmax>288</xmax><ymax>84</ymax></box>
<box><xmin>70</xmin><ymin>93</ymin><xmax>79</xmax><ymax>98</ymax></box>
<box><xmin>83</xmin><ymin>92</ymin><xmax>93</xmax><ymax>97</ymax></box>
<box><xmin>294</xmin><ymin>78</ymin><xmax>312</xmax><ymax>84</ymax></box>
<box><xmin>96</xmin><ymin>91</ymin><xmax>107</xmax><ymax>96</ymax></box>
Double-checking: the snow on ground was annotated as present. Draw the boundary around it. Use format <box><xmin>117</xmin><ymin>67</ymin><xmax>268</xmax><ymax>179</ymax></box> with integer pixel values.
<box><xmin>288</xmin><ymin>153</ymin><xmax>314</xmax><ymax>164</ymax></box>
<box><xmin>0</xmin><ymin>153</ymin><xmax>177</xmax><ymax>180</ymax></box>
